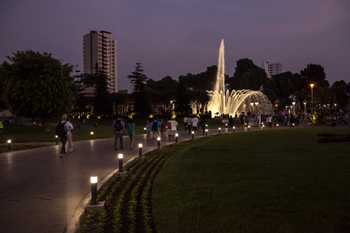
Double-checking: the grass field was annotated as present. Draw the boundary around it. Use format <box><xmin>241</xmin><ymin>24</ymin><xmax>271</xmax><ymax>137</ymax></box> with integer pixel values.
<box><xmin>153</xmin><ymin>127</ymin><xmax>350</xmax><ymax>233</ymax></box>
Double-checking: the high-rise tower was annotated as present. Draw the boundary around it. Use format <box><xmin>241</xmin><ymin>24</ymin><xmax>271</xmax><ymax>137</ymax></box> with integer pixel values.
<box><xmin>83</xmin><ymin>30</ymin><xmax>118</xmax><ymax>94</ymax></box>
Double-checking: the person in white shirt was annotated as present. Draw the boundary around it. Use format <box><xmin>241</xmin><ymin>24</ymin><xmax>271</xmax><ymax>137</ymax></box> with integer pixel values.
<box><xmin>65</xmin><ymin>118</ymin><xmax>74</xmax><ymax>152</ymax></box>
<box><xmin>191</xmin><ymin>115</ymin><xmax>199</xmax><ymax>131</ymax></box>
<box><xmin>167</xmin><ymin>118</ymin><xmax>178</xmax><ymax>141</ymax></box>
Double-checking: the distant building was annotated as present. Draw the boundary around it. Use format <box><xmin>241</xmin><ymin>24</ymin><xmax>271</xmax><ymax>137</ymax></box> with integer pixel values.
<box><xmin>83</xmin><ymin>30</ymin><xmax>118</xmax><ymax>95</ymax></box>
<box><xmin>264</xmin><ymin>61</ymin><xmax>282</xmax><ymax>78</ymax></box>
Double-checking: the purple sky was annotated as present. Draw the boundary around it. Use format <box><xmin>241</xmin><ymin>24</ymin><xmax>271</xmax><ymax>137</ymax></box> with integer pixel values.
<box><xmin>1</xmin><ymin>0</ymin><xmax>349</xmax><ymax>89</ymax></box>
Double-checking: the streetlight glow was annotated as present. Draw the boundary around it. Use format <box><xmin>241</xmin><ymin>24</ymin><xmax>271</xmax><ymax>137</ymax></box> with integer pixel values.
<box><xmin>90</xmin><ymin>131</ymin><xmax>94</xmax><ymax>136</ymax></box>
<box><xmin>7</xmin><ymin>139</ymin><xmax>12</xmax><ymax>144</ymax></box>
<box><xmin>90</xmin><ymin>176</ymin><xmax>98</xmax><ymax>184</ymax></box>
<box><xmin>138</xmin><ymin>143</ymin><xmax>143</xmax><ymax>149</ymax></box>
<box><xmin>118</xmin><ymin>153</ymin><xmax>124</xmax><ymax>159</ymax></box>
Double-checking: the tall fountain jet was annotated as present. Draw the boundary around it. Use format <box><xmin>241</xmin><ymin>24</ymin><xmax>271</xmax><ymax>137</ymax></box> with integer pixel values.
<box><xmin>207</xmin><ymin>40</ymin><xmax>273</xmax><ymax>117</ymax></box>
<box><xmin>215</xmin><ymin>39</ymin><xmax>226</xmax><ymax>113</ymax></box>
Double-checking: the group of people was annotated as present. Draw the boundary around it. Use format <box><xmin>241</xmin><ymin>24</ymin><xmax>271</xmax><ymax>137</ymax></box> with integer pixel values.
<box><xmin>112</xmin><ymin>115</ymin><xmax>135</xmax><ymax>151</ymax></box>
<box><xmin>144</xmin><ymin>117</ymin><xmax>179</xmax><ymax>142</ymax></box>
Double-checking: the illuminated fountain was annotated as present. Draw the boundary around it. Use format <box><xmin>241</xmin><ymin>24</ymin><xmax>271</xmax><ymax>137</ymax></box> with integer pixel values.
<box><xmin>207</xmin><ymin>39</ymin><xmax>273</xmax><ymax>116</ymax></box>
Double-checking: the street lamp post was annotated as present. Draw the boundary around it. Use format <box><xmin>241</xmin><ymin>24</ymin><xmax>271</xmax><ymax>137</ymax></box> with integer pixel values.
<box><xmin>90</xmin><ymin>176</ymin><xmax>98</xmax><ymax>205</ymax></box>
<box><xmin>7</xmin><ymin>139</ymin><xmax>12</xmax><ymax>150</ymax></box>
<box><xmin>118</xmin><ymin>153</ymin><xmax>124</xmax><ymax>172</ymax></box>
<box><xmin>138</xmin><ymin>143</ymin><xmax>143</xmax><ymax>157</ymax></box>
<box><xmin>157</xmin><ymin>137</ymin><xmax>161</xmax><ymax>149</ymax></box>
<box><xmin>310</xmin><ymin>83</ymin><xmax>315</xmax><ymax>114</ymax></box>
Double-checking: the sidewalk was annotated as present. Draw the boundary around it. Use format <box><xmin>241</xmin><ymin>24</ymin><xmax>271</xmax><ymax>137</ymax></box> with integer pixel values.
<box><xmin>0</xmin><ymin>129</ymin><xmax>220</xmax><ymax>233</ymax></box>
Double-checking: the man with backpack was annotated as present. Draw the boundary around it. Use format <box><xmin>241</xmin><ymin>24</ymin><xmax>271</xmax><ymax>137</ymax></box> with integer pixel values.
<box><xmin>56</xmin><ymin>114</ymin><xmax>68</xmax><ymax>156</ymax></box>
<box><xmin>113</xmin><ymin>115</ymin><xmax>125</xmax><ymax>151</ymax></box>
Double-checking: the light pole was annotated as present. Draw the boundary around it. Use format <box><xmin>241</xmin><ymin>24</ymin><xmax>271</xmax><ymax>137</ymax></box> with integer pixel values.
<box><xmin>7</xmin><ymin>139</ymin><xmax>12</xmax><ymax>151</ymax></box>
<box><xmin>292</xmin><ymin>101</ymin><xmax>296</xmax><ymax>115</ymax></box>
<box><xmin>90</xmin><ymin>176</ymin><xmax>98</xmax><ymax>205</ymax></box>
<box><xmin>118</xmin><ymin>153</ymin><xmax>124</xmax><ymax>172</ymax></box>
<box><xmin>310</xmin><ymin>83</ymin><xmax>315</xmax><ymax>114</ymax></box>
<box><xmin>157</xmin><ymin>136</ymin><xmax>161</xmax><ymax>149</ymax></box>
<box><xmin>175</xmin><ymin>133</ymin><xmax>179</xmax><ymax>143</ymax></box>
<box><xmin>303</xmin><ymin>101</ymin><xmax>307</xmax><ymax>114</ymax></box>
<box><xmin>138</xmin><ymin>143</ymin><xmax>143</xmax><ymax>157</ymax></box>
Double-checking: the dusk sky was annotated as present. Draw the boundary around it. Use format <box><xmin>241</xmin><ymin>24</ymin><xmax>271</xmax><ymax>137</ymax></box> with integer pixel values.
<box><xmin>1</xmin><ymin>0</ymin><xmax>349</xmax><ymax>89</ymax></box>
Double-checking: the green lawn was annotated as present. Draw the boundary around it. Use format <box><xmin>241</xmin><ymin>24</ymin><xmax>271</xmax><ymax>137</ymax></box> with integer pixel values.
<box><xmin>0</xmin><ymin>118</ymin><xmax>152</xmax><ymax>145</ymax></box>
<box><xmin>153</xmin><ymin>127</ymin><xmax>350</xmax><ymax>233</ymax></box>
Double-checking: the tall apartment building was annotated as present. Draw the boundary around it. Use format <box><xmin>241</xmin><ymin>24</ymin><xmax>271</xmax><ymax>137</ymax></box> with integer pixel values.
<box><xmin>264</xmin><ymin>61</ymin><xmax>282</xmax><ymax>78</ymax></box>
<box><xmin>83</xmin><ymin>30</ymin><xmax>117</xmax><ymax>95</ymax></box>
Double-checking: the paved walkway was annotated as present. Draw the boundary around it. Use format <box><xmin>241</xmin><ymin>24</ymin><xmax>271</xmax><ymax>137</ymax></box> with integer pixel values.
<box><xmin>0</xmin><ymin>129</ymin><xmax>224</xmax><ymax>233</ymax></box>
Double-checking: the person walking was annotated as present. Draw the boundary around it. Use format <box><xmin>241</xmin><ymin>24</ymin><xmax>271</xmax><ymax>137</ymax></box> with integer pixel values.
<box><xmin>65</xmin><ymin>117</ymin><xmax>74</xmax><ymax>152</ymax></box>
<box><xmin>167</xmin><ymin>117</ymin><xmax>178</xmax><ymax>141</ymax></box>
<box><xmin>56</xmin><ymin>114</ymin><xmax>68</xmax><ymax>156</ymax></box>
<box><xmin>191</xmin><ymin>115</ymin><xmax>199</xmax><ymax>132</ymax></box>
<box><xmin>126</xmin><ymin>117</ymin><xmax>136</xmax><ymax>149</ymax></box>
<box><xmin>113</xmin><ymin>115</ymin><xmax>125</xmax><ymax>151</ymax></box>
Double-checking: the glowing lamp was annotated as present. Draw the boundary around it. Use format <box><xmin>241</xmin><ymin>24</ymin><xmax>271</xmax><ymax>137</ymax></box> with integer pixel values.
<box><xmin>90</xmin><ymin>176</ymin><xmax>98</xmax><ymax>184</ymax></box>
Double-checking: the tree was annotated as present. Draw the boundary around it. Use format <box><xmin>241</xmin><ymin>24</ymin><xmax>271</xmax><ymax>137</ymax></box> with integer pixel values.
<box><xmin>331</xmin><ymin>80</ymin><xmax>349</xmax><ymax>108</ymax></box>
<box><xmin>300</xmin><ymin>64</ymin><xmax>329</xmax><ymax>87</ymax></box>
<box><xmin>147</xmin><ymin>76</ymin><xmax>178</xmax><ymax>105</ymax></box>
<box><xmin>128</xmin><ymin>62</ymin><xmax>148</xmax><ymax>93</ymax></box>
<box><xmin>175</xmin><ymin>80</ymin><xmax>192</xmax><ymax>115</ymax></box>
<box><xmin>81</xmin><ymin>72</ymin><xmax>112</xmax><ymax>114</ymax></box>
<box><xmin>0</xmin><ymin>51</ymin><xmax>76</xmax><ymax>120</ymax></box>
<box><xmin>228</xmin><ymin>58</ymin><xmax>269</xmax><ymax>91</ymax></box>
<box><xmin>128</xmin><ymin>63</ymin><xmax>151</xmax><ymax>116</ymax></box>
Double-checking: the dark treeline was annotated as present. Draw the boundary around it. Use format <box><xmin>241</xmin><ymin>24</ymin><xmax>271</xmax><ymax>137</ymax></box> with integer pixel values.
<box><xmin>0</xmin><ymin>50</ymin><xmax>349</xmax><ymax>120</ymax></box>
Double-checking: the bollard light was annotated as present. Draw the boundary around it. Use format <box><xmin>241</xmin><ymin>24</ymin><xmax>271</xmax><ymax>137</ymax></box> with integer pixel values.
<box><xmin>157</xmin><ymin>136</ymin><xmax>161</xmax><ymax>149</ymax></box>
<box><xmin>54</xmin><ymin>135</ymin><xmax>59</xmax><ymax>145</ymax></box>
<box><xmin>90</xmin><ymin>131</ymin><xmax>94</xmax><ymax>136</ymax></box>
<box><xmin>90</xmin><ymin>176</ymin><xmax>98</xmax><ymax>205</ymax></box>
<box><xmin>143</xmin><ymin>127</ymin><xmax>147</xmax><ymax>132</ymax></box>
<box><xmin>247</xmin><ymin>125</ymin><xmax>251</xmax><ymax>129</ymax></box>
<box><xmin>205</xmin><ymin>128</ymin><xmax>208</xmax><ymax>136</ymax></box>
<box><xmin>276</xmin><ymin>123</ymin><xmax>280</xmax><ymax>127</ymax></box>
<box><xmin>205</xmin><ymin>124</ymin><xmax>208</xmax><ymax>128</ymax></box>
<box><xmin>292</xmin><ymin>123</ymin><xmax>295</xmax><ymax>127</ymax></box>
<box><xmin>218</xmin><ymin>127</ymin><xmax>222</xmax><ymax>134</ymax></box>
<box><xmin>118</xmin><ymin>153</ymin><xmax>124</xmax><ymax>172</ymax></box>
<box><xmin>232</xmin><ymin>126</ymin><xmax>236</xmax><ymax>131</ymax></box>
<box><xmin>191</xmin><ymin>131</ymin><xmax>195</xmax><ymax>140</ymax></box>
<box><xmin>7</xmin><ymin>139</ymin><xmax>12</xmax><ymax>150</ymax></box>
<box><xmin>175</xmin><ymin>133</ymin><xmax>179</xmax><ymax>143</ymax></box>
<box><xmin>54</xmin><ymin>135</ymin><xmax>58</xmax><ymax>139</ymax></box>
<box><xmin>138</xmin><ymin>143</ymin><xmax>143</xmax><ymax>156</ymax></box>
